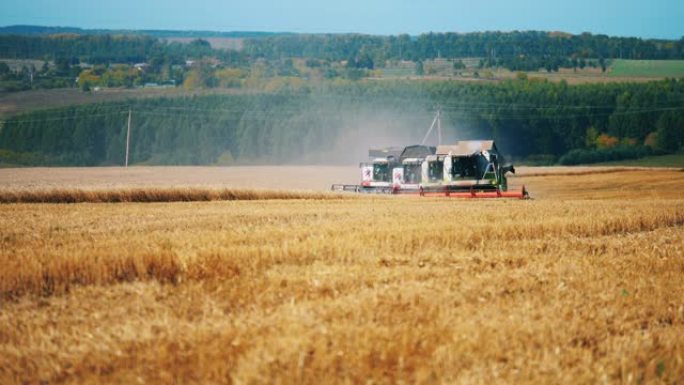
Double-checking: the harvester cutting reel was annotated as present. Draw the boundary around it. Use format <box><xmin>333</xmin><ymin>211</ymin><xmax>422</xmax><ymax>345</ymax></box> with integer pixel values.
<box><xmin>330</xmin><ymin>184</ymin><xmax>394</xmax><ymax>194</ymax></box>
<box><xmin>331</xmin><ymin>184</ymin><xmax>530</xmax><ymax>199</ymax></box>
<box><xmin>417</xmin><ymin>185</ymin><xmax>530</xmax><ymax>199</ymax></box>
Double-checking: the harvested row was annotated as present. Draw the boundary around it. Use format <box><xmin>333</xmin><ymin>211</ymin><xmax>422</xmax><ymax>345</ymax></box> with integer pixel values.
<box><xmin>0</xmin><ymin>187</ymin><xmax>351</xmax><ymax>203</ymax></box>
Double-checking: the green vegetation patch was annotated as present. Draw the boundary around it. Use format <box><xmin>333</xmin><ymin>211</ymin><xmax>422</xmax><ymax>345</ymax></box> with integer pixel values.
<box><xmin>610</xmin><ymin>60</ymin><xmax>684</xmax><ymax>78</ymax></box>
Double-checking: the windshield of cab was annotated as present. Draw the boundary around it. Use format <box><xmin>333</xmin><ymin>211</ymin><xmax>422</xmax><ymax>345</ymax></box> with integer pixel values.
<box><xmin>403</xmin><ymin>163</ymin><xmax>421</xmax><ymax>184</ymax></box>
<box><xmin>451</xmin><ymin>156</ymin><xmax>478</xmax><ymax>178</ymax></box>
<box><xmin>428</xmin><ymin>161</ymin><xmax>443</xmax><ymax>182</ymax></box>
<box><xmin>373</xmin><ymin>163</ymin><xmax>390</xmax><ymax>182</ymax></box>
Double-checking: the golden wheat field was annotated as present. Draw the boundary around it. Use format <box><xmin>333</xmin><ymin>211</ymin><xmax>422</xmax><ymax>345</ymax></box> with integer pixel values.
<box><xmin>0</xmin><ymin>166</ymin><xmax>683</xmax><ymax>384</ymax></box>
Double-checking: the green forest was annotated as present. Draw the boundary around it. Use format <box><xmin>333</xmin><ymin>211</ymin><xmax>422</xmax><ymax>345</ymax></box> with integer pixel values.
<box><xmin>3</xmin><ymin>31</ymin><xmax>683</xmax><ymax>66</ymax></box>
<box><xmin>1</xmin><ymin>79</ymin><xmax>682</xmax><ymax>166</ymax></box>
<box><xmin>243</xmin><ymin>31</ymin><xmax>684</xmax><ymax>70</ymax></box>
<box><xmin>2</xmin><ymin>30</ymin><xmax>684</xmax><ymax>92</ymax></box>
<box><xmin>0</xmin><ymin>34</ymin><xmax>247</xmax><ymax>64</ymax></box>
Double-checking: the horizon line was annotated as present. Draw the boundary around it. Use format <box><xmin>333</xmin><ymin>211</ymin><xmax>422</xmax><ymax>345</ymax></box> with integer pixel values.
<box><xmin>1</xmin><ymin>24</ymin><xmax>682</xmax><ymax>41</ymax></box>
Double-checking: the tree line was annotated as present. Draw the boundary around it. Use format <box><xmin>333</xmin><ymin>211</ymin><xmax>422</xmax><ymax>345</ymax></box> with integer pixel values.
<box><xmin>1</xmin><ymin>79</ymin><xmax>682</xmax><ymax>166</ymax></box>
<box><xmin>2</xmin><ymin>31</ymin><xmax>683</xmax><ymax>72</ymax></box>
<box><xmin>243</xmin><ymin>31</ymin><xmax>684</xmax><ymax>69</ymax></box>
<box><xmin>0</xmin><ymin>25</ymin><xmax>285</xmax><ymax>38</ymax></box>
<box><xmin>0</xmin><ymin>34</ymin><xmax>246</xmax><ymax>64</ymax></box>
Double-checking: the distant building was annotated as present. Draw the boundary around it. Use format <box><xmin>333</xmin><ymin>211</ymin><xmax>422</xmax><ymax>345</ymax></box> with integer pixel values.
<box><xmin>144</xmin><ymin>81</ymin><xmax>176</xmax><ymax>89</ymax></box>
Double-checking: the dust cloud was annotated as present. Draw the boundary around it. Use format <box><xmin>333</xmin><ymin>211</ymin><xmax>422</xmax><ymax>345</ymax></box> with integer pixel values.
<box><xmin>291</xmin><ymin>102</ymin><xmax>469</xmax><ymax>165</ymax></box>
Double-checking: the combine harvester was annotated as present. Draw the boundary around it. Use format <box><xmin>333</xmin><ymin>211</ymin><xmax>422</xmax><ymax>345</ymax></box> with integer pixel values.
<box><xmin>418</xmin><ymin>140</ymin><xmax>528</xmax><ymax>199</ymax></box>
<box><xmin>331</xmin><ymin>145</ymin><xmax>434</xmax><ymax>194</ymax></box>
<box><xmin>331</xmin><ymin>111</ymin><xmax>529</xmax><ymax>199</ymax></box>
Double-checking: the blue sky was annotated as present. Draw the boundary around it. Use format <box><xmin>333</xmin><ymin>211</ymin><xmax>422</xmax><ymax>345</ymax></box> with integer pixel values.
<box><xmin>1</xmin><ymin>0</ymin><xmax>682</xmax><ymax>39</ymax></box>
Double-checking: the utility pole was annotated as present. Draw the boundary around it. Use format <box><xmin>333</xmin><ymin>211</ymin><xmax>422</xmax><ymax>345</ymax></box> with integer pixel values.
<box><xmin>125</xmin><ymin>108</ymin><xmax>131</xmax><ymax>168</ymax></box>
<box><xmin>437</xmin><ymin>108</ymin><xmax>442</xmax><ymax>145</ymax></box>
<box><xmin>420</xmin><ymin>108</ymin><xmax>442</xmax><ymax>146</ymax></box>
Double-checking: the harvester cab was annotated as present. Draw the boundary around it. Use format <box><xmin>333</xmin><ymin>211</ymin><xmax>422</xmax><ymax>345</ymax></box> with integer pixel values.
<box><xmin>445</xmin><ymin>150</ymin><xmax>517</xmax><ymax>191</ymax></box>
<box><xmin>421</xmin><ymin>155</ymin><xmax>445</xmax><ymax>186</ymax></box>
<box><xmin>401</xmin><ymin>158</ymin><xmax>423</xmax><ymax>182</ymax></box>
<box><xmin>428</xmin><ymin>141</ymin><xmax>511</xmax><ymax>192</ymax></box>
<box><xmin>361</xmin><ymin>158</ymin><xmax>394</xmax><ymax>186</ymax></box>
<box><xmin>444</xmin><ymin>153</ymin><xmax>502</xmax><ymax>189</ymax></box>
<box><xmin>392</xmin><ymin>158</ymin><xmax>422</xmax><ymax>191</ymax></box>
<box><xmin>357</xmin><ymin>147</ymin><xmax>403</xmax><ymax>193</ymax></box>
<box><xmin>390</xmin><ymin>145</ymin><xmax>436</xmax><ymax>192</ymax></box>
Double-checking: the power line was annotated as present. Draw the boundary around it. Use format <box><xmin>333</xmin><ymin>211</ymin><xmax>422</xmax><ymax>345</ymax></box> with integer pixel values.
<box><xmin>0</xmin><ymin>110</ymin><xmax>128</xmax><ymax>124</ymax></box>
<box><xmin>101</xmin><ymin>98</ymin><xmax>684</xmax><ymax>114</ymax></box>
<box><xmin>3</xmin><ymin>87</ymin><xmax>684</xmax><ymax>116</ymax></box>
<box><xmin>136</xmin><ymin>106</ymin><xmax>684</xmax><ymax>119</ymax></box>
<box><xmin>2</xmin><ymin>105</ymin><xmax>683</xmax><ymax>126</ymax></box>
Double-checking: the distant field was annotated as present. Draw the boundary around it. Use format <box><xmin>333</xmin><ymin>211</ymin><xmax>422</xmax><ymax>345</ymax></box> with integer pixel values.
<box><xmin>488</xmin><ymin>64</ymin><xmax>676</xmax><ymax>84</ymax></box>
<box><xmin>380</xmin><ymin>58</ymin><xmax>684</xmax><ymax>84</ymax></box>
<box><xmin>162</xmin><ymin>37</ymin><xmax>244</xmax><ymax>50</ymax></box>
<box><xmin>610</xmin><ymin>59</ymin><xmax>684</xmax><ymax>78</ymax></box>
